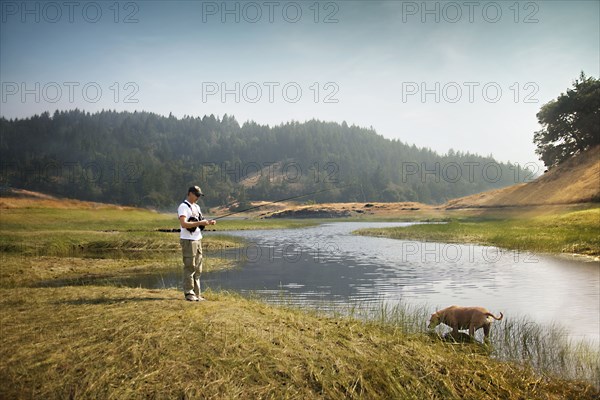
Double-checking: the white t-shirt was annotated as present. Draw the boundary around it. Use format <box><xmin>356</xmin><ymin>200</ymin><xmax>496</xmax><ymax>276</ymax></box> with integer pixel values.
<box><xmin>177</xmin><ymin>200</ymin><xmax>203</xmax><ymax>240</ymax></box>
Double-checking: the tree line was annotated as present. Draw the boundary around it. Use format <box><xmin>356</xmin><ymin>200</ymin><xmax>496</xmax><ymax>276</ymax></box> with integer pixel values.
<box><xmin>0</xmin><ymin>109</ymin><xmax>527</xmax><ymax>209</ymax></box>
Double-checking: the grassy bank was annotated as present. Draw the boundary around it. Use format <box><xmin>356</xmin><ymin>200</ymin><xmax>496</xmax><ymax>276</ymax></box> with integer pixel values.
<box><xmin>1</xmin><ymin>198</ymin><xmax>599</xmax><ymax>398</ymax></box>
<box><xmin>1</xmin><ymin>286</ymin><xmax>598</xmax><ymax>399</ymax></box>
<box><xmin>0</xmin><ymin>199</ymin><xmax>316</xmax><ymax>288</ymax></box>
<box><xmin>0</xmin><ymin>199</ymin><xmax>317</xmax><ymax>258</ymax></box>
<box><xmin>355</xmin><ymin>205</ymin><xmax>600</xmax><ymax>257</ymax></box>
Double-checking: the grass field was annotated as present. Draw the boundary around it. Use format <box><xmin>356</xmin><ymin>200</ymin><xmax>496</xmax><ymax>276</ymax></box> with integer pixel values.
<box><xmin>1</xmin><ymin>197</ymin><xmax>598</xmax><ymax>398</ymax></box>
<box><xmin>355</xmin><ymin>205</ymin><xmax>600</xmax><ymax>257</ymax></box>
<box><xmin>1</xmin><ymin>286</ymin><xmax>599</xmax><ymax>399</ymax></box>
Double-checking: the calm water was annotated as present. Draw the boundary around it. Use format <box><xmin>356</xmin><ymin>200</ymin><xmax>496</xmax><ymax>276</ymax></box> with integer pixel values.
<box><xmin>103</xmin><ymin>222</ymin><xmax>600</xmax><ymax>343</ymax></box>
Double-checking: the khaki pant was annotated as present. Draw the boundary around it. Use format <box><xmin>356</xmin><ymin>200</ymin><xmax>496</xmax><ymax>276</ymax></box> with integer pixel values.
<box><xmin>180</xmin><ymin>239</ymin><xmax>203</xmax><ymax>296</ymax></box>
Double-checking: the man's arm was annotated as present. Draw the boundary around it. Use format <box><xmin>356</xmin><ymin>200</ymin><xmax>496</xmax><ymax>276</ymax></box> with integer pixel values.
<box><xmin>179</xmin><ymin>215</ymin><xmax>216</xmax><ymax>228</ymax></box>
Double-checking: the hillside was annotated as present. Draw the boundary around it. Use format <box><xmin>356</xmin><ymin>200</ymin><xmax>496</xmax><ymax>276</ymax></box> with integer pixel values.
<box><xmin>0</xmin><ymin>110</ymin><xmax>527</xmax><ymax>208</ymax></box>
<box><xmin>0</xmin><ymin>188</ymin><xmax>137</xmax><ymax>210</ymax></box>
<box><xmin>445</xmin><ymin>146</ymin><xmax>600</xmax><ymax>209</ymax></box>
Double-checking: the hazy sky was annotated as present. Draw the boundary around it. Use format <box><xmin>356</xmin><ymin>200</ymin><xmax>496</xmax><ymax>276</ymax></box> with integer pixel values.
<box><xmin>1</xmin><ymin>1</ymin><xmax>598</xmax><ymax>167</ymax></box>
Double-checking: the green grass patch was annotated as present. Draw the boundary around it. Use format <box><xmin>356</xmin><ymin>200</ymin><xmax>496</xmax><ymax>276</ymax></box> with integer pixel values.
<box><xmin>355</xmin><ymin>206</ymin><xmax>600</xmax><ymax>256</ymax></box>
<box><xmin>0</xmin><ymin>206</ymin><xmax>319</xmax><ymax>233</ymax></box>
<box><xmin>0</xmin><ymin>205</ymin><xmax>248</xmax><ymax>287</ymax></box>
<box><xmin>0</xmin><ymin>207</ymin><xmax>174</xmax><ymax>232</ymax></box>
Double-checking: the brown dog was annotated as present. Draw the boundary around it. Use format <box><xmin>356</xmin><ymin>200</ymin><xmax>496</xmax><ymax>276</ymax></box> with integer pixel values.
<box><xmin>428</xmin><ymin>306</ymin><xmax>503</xmax><ymax>341</ymax></box>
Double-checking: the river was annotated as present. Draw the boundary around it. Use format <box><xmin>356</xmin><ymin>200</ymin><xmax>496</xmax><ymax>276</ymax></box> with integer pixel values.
<box><xmin>115</xmin><ymin>221</ymin><xmax>600</xmax><ymax>344</ymax></box>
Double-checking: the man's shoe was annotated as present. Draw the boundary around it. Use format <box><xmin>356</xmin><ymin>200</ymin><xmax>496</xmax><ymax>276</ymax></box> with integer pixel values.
<box><xmin>185</xmin><ymin>294</ymin><xmax>199</xmax><ymax>301</ymax></box>
<box><xmin>197</xmin><ymin>296</ymin><xmax>206</xmax><ymax>301</ymax></box>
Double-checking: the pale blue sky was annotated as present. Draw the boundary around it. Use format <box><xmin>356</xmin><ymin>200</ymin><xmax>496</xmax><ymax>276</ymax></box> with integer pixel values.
<box><xmin>1</xmin><ymin>1</ymin><xmax>598</xmax><ymax>166</ymax></box>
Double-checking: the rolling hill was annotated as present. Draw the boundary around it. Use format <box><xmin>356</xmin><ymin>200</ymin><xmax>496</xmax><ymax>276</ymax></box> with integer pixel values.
<box><xmin>445</xmin><ymin>146</ymin><xmax>600</xmax><ymax>209</ymax></box>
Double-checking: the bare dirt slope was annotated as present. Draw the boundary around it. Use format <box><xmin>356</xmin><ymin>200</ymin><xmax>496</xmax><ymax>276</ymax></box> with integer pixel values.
<box><xmin>445</xmin><ymin>146</ymin><xmax>600</xmax><ymax>209</ymax></box>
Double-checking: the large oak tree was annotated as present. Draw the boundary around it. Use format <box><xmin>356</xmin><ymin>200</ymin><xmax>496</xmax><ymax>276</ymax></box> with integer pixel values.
<box><xmin>534</xmin><ymin>72</ymin><xmax>600</xmax><ymax>167</ymax></box>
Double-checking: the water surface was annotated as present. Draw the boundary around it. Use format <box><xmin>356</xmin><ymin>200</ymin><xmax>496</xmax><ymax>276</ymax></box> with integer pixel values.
<box><xmin>101</xmin><ymin>222</ymin><xmax>600</xmax><ymax>343</ymax></box>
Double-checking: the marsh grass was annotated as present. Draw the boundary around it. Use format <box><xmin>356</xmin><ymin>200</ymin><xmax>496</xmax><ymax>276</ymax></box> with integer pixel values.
<box><xmin>492</xmin><ymin>316</ymin><xmax>600</xmax><ymax>385</ymax></box>
<box><xmin>336</xmin><ymin>300</ymin><xmax>433</xmax><ymax>336</ymax></box>
<box><xmin>354</xmin><ymin>303</ymin><xmax>600</xmax><ymax>388</ymax></box>
<box><xmin>348</xmin><ymin>302</ymin><xmax>599</xmax><ymax>387</ymax></box>
<box><xmin>242</xmin><ymin>293</ymin><xmax>600</xmax><ymax>388</ymax></box>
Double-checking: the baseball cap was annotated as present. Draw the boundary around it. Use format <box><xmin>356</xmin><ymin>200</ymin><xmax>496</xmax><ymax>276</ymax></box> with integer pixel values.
<box><xmin>188</xmin><ymin>185</ymin><xmax>204</xmax><ymax>197</ymax></box>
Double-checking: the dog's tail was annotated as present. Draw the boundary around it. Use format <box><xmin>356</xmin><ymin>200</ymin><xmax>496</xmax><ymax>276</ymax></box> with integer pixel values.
<box><xmin>486</xmin><ymin>312</ymin><xmax>503</xmax><ymax>321</ymax></box>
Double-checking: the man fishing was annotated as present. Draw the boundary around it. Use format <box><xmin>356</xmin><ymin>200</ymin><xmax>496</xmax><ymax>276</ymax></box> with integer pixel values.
<box><xmin>177</xmin><ymin>185</ymin><xmax>216</xmax><ymax>301</ymax></box>
<box><xmin>176</xmin><ymin>182</ymin><xmax>351</xmax><ymax>302</ymax></box>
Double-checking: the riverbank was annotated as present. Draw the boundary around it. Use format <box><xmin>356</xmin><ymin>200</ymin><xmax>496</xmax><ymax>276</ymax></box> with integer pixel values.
<box><xmin>355</xmin><ymin>205</ymin><xmax>600</xmax><ymax>258</ymax></box>
<box><xmin>1</xmin><ymin>285</ymin><xmax>598</xmax><ymax>399</ymax></box>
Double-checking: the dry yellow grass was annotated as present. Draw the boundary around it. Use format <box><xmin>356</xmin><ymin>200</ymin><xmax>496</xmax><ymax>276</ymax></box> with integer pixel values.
<box><xmin>1</xmin><ymin>286</ymin><xmax>597</xmax><ymax>399</ymax></box>
<box><xmin>0</xmin><ymin>188</ymin><xmax>138</xmax><ymax>210</ymax></box>
<box><xmin>446</xmin><ymin>146</ymin><xmax>600</xmax><ymax>208</ymax></box>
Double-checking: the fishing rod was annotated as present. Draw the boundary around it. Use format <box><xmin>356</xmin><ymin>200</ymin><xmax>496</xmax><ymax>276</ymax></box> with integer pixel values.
<box><xmin>212</xmin><ymin>183</ymin><xmax>354</xmax><ymax>220</ymax></box>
